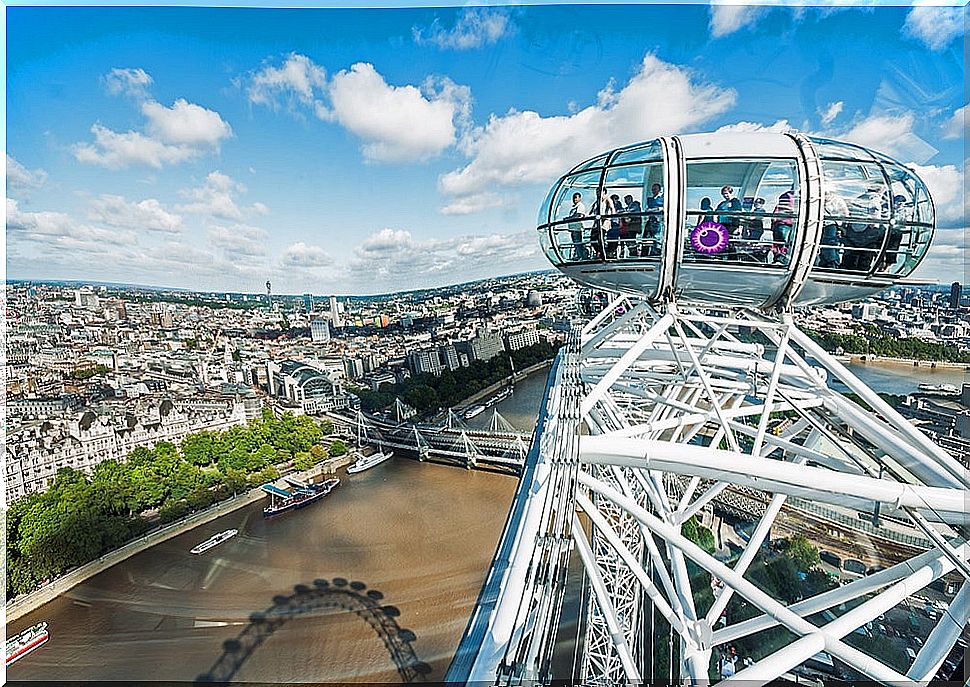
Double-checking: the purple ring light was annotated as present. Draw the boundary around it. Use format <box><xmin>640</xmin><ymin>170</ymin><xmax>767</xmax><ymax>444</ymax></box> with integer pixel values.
<box><xmin>690</xmin><ymin>222</ymin><xmax>730</xmax><ymax>254</ymax></box>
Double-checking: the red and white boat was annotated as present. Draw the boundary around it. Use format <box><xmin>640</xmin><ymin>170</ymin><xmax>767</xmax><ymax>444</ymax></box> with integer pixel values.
<box><xmin>6</xmin><ymin>622</ymin><xmax>49</xmax><ymax>667</ymax></box>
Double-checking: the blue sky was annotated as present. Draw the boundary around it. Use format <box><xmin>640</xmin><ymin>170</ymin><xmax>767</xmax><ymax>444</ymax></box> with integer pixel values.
<box><xmin>5</xmin><ymin>2</ymin><xmax>966</xmax><ymax>294</ymax></box>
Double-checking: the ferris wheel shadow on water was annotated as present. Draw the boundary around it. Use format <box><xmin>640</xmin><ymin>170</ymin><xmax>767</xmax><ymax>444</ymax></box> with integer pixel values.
<box><xmin>195</xmin><ymin>577</ymin><xmax>432</xmax><ymax>683</ymax></box>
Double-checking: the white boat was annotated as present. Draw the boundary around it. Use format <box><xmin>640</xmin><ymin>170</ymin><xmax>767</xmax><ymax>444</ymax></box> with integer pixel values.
<box><xmin>918</xmin><ymin>383</ymin><xmax>959</xmax><ymax>395</ymax></box>
<box><xmin>347</xmin><ymin>451</ymin><xmax>393</xmax><ymax>474</ymax></box>
<box><xmin>190</xmin><ymin>528</ymin><xmax>238</xmax><ymax>554</ymax></box>
<box><xmin>6</xmin><ymin>622</ymin><xmax>49</xmax><ymax>667</ymax></box>
<box><xmin>464</xmin><ymin>404</ymin><xmax>485</xmax><ymax>419</ymax></box>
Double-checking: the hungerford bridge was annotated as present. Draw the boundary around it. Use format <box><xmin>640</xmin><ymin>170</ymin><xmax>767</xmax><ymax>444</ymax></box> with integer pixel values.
<box><xmin>433</xmin><ymin>133</ymin><xmax>967</xmax><ymax>685</ymax></box>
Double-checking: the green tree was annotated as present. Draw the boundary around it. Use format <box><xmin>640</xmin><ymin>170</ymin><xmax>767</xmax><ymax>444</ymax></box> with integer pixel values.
<box><xmin>328</xmin><ymin>440</ymin><xmax>348</xmax><ymax>457</ymax></box>
<box><xmin>782</xmin><ymin>534</ymin><xmax>820</xmax><ymax>571</ymax></box>
<box><xmin>293</xmin><ymin>452</ymin><xmax>314</xmax><ymax>471</ymax></box>
<box><xmin>310</xmin><ymin>444</ymin><xmax>329</xmax><ymax>463</ymax></box>
<box><xmin>681</xmin><ymin>516</ymin><xmax>716</xmax><ymax>554</ymax></box>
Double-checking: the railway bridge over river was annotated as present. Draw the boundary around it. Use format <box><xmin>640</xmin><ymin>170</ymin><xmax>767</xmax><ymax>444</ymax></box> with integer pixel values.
<box><xmin>327</xmin><ymin>403</ymin><xmax>532</xmax><ymax>472</ymax></box>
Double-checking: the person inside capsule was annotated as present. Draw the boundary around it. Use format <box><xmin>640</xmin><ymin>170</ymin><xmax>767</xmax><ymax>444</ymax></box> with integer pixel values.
<box><xmin>536</xmin><ymin>134</ymin><xmax>934</xmax><ymax>307</ymax></box>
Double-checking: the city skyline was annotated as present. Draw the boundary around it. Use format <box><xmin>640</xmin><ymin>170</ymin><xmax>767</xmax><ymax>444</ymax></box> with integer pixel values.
<box><xmin>7</xmin><ymin>2</ymin><xmax>967</xmax><ymax>294</ymax></box>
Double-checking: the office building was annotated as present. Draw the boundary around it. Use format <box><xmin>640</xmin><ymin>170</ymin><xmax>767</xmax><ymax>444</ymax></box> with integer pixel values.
<box><xmin>310</xmin><ymin>319</ymin><xmax>331</xmax><ymax>343</ymax></box>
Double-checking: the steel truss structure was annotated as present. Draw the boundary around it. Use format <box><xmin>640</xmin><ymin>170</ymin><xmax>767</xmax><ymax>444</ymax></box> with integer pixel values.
<box><xmin>450</xmin><ymin>295</ymin><xmax>970</xmax><ymax>686</ymax></box>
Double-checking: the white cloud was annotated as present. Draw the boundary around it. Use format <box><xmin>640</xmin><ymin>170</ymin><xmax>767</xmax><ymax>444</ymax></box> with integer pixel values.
<box><xmin>75</xmin><ymin>73</ymin><xmax>231</xmax><ymax>170</ymax></box>
<box><xmin>103</xmin><ymin>67</ymin><xmax>153</xmax><ymax>99</ymax></box>
<box><xmin>6</xmin><ymin>155</ymin><xmax>48</xmax><ymax>191</ymax></box>
<box><xmin>347</xmin><ymin>227</ymin><xmax>541</xmax><ymax>290</ymax></box>
<box><xmin>246</xmin><ymin>53</ymin><xmax>330</xmax><ymax>118</ymax></box>
<box><xmin>941</xmin><ymin>104</ymin><xmax>965</xmax><ymax>140</ymax></box>
<box><xmin>413</xmin><ymin>8</ymin><xmax>513</xmax><ymax>50</ymax></box>
<box><xmin>88</xmin><ymin>194</ymin><xmax>183</xmax><ymax>233</ymax></box>
<box><xmin>715</xmin><ymin>119</ymin><xmax>792</xmax><ymax>134</ymax></box>
<box><xmin>209</xmin><ymin>224</ymin><xmax>268</xmax><ymax>257</ymax></box>
<box><xmin>74</xmin><ymin>125</ymin><xmax>200</xmax><ymax>169</ymax></box>
<box><xmin>440</xmin><ymin>192</ymin><xmax>505</xmax><ymax>215</ymax></box>
<box><xmin>904</xmin><ymin>6</ymin><xmax>965</xmax><ymax>51</ymax></box>
<box><xmin>910</xmin><ymin>162</ymin><xmax>965</xmax><ymax>227</ymax></box>
<box><xmin>281</xmin><ymin>241</ymin><xmax>333</xmax><ymax>268</ymax></box>
<box><xmin>7</xmin><ymin>198</ymin><xmax>136</xmax><ymax>247</ymax></box>
<box><xmin>837</xmin><ymin>112</ymin><xmax>937</xmax><ymax>164</ymax></box>
<box><xmin>819</xmin><ymin>101</ymin><xmax>844</xmax><ymax>126</ymax></box>
<box><xmin>328</xmin><ymin>63</ymin><xmax>471</xmax><ymax>162</ymax></box>
<box><xmin>142</xmin><ymin>99</ymin><xmax>232</xmax><ymax>147</ymax></box>
<box><xmin>440</xmin><ymin>54</ymin><xmax>735</xmax><ymax>204</ymax></box>
<box><xmin>178</xmin><ymin>171</ymin><xmax>266</xmax><ymax>220</ymax></box>
<box><xmin>709</xmin><ymin>5</ymin><xmax>769</xmax><ymax>38</ymax></box>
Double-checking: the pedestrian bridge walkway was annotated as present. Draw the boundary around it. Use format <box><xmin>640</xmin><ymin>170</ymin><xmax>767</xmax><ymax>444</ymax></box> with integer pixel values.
<box><xmin>328</xmin><ymin>403</ymin><xmax>532</xmax><ymax>472</ymax></box>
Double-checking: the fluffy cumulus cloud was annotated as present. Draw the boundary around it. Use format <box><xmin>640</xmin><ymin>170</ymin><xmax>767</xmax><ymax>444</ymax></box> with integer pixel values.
<box><xmin>88</xmin><ymin>194</ymin><xmax>183</xmax><ymax>233</ymax></box>
<box><xmin>103</xmin><ymin>67</ymin><xmax>154</xmax><ymax>99</ymax></box>
<box><xmin>904</xmin><ymin>5</ymin><xmax>965</xmax><ymax>51</ymax></box>
<box><xmin>413</xmin><ymin>7</ymin><xmax>513</xmax><ymax>50</ymax></box>
<box><xmin>178</xmin><ymin>171</ymin><xmax>266</xmax><ymax>220</ymax></box>
<box><xmin>6</xmin><ymin>155</ymin><xmax>47</xmax><ymax>191</ymax></box>
<box><xmin>819</xmin><ymin>101</ymin><xmax>844</xmax><ymax>126</ymax></box>
<box><xmin>329</xmin><ymin>64</ymin><xmax>471</xmax><ymax>162</ymax></box>
<box><xmin>244</xmin><ymin>56</ymin><xmax>471</xmax><ymax>163</ymax></box>
<box><xmin>439</xmin><ymin>54</ymin><xmax>735</xmax><ymax>209</ymax></box>
<box><xmin>347</xmin><ymin>227</ymin><xmax>541</xmax><ymax>290</ymax></box>
<box><xmin>73</xmin><ymin>125</ymin><xmax>200</xmax><ymax>169</ymax></box>
<box><xmin>281</xmin><ymin>241</ymin><xmax>333</xmax><ymax>268</ymax></box>
<box><xmin>74</xmin><ymin>68</ymin><xmax>232</xmax><ymax>169</ymax></box>
<box><xmin>709</xmin><ymin>4</ymin><xmax>769</xmax><ymax>38</ymax></box>
<box><xmin>910</xmin><ymin>162</ymin><xmax>965</xmax><ymax>227</ymax></box>
<box><xmin>941</xmin><ymin>104</ymin><xmax>965</xmax><ymax>140</ymax></box>
<box><xmin>245</xmin><ymin>53</ymin><xmax>330</xmax><ymax>119</ymax></box>
<box><xmin>142</xmin><ymin>99</ymin><xmax>233</xmax><ymax>147</ymax></box>
<box><xmin>837</xmin><ymin>112</ymin><xmax>937</xmax><ymax>164</ymax></box>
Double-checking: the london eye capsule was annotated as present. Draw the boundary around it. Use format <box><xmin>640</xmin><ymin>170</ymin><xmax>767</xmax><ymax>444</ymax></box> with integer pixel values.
<box><xmin>536</xmin><ymin>132</ymin><xmax>935</xmax><ymax>309</ymax></box>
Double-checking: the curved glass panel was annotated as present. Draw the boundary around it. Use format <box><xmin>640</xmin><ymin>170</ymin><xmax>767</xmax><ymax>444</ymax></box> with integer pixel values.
<box><xmin>818</xmin><ymin>161</ymin><xmax>890</xmax><ymax>273</ymax></box>
<box><xmin>811</xmin><ymin>137</ymin><xmax>876</xmax><ymax>161</ymax></box>
<box><xmin>602</xmin><ymin>162</ymin><xmax>664</xmax><ymax>259</ymax></box>
<box><xmin>873</xmin><ymin>164</ymin><xmax>924</xmax><ymax>277</ymax></box>
<box><xmin>538</xmin><ymin>226</ymin><xmax>558</xmax><ymax>265</ymax></box>
<box><xmin>914</xmin><ymin>181</ymin><xmax>935</xmax><ymax>225</ymax></box>
<box><xmin>569</xmin><ymin>153</ymin><xmax>609</xmax><ymax>174</ymax></box>
<box><xmin>682</xmin><ymin>159</ymin><xmax>798</xmax><ymax>267</ymax></box>
<box><xmin>549</xmin><ymin>171</ymin><xmax>601</xmax><ymax>263</ymax></box>
<box><xmin>610</xmin><ymin>140</ymin><xmax>662</xmax><ymax>165</ymax></box>
<box><xmin>537</xmin><ymin>181</ymin><xmax>560</xmax><ymax>226</ymax></box>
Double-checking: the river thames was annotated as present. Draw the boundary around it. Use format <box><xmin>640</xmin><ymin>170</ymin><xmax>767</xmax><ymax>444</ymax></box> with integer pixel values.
<box><xmin>6</xmin><ymin>360</ymin><xmax>964</xmax><ymax>684</ymax></box>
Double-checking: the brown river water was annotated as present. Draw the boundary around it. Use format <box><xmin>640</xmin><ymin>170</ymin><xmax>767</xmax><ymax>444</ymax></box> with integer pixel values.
<box><xmin>7</xmin><ymin>458</ymin><xmax>518</xmax><ymax>684</ymax></box>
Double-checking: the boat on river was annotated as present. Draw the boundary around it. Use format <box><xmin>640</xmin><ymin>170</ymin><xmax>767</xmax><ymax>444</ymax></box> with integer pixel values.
<box><xmin>464</xmin><ymin>404</ymin><xmax>485</xmax><ymax>419</ymax></box>
<box><xmin>6</xmin><ymin>622</ymin><xmax>49</xmax><ymax>667</ymax></box>
<box><xmin>347</xmin><ymin>450</ymin><xmax>393</xmax><ymax>474</ymax></box>
<box><xmin>918</xmin><ymin>383</ymin><xmax>959</xmax><ymax>395</ymax></box>
<box><xmin>261</xmin><ymin>478</ymin><xmax>339</xmax><ymax>518</ymax></box>
<box><xmin>190</xmin><ymin>529</ymin><xmax>238</xmax><ymax>555</ymax></box>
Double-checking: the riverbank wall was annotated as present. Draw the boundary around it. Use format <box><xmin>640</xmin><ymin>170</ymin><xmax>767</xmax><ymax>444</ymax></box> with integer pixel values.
<box><xmin>848</xmin><ymin>355</ymin><xmax>969</xmax><ymax>371</ymax></box>
<box><xmin>6</xmin><ymin>461</ymin><xmax>345</xmax><ymax>622</ymax></box>
<box><xmin>459</xmin><ymin>360</ymin><xmax>553</xmax><ymax>407</ymax></box>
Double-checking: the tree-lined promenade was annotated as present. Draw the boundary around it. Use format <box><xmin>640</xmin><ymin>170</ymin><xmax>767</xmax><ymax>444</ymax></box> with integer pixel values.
<box><xmin>5</xmin><ymin>410</ymin><xmax>347</xmax><ymax>599</ymax></box>
<box><xmin>805</xmin><ymin>327</ymin><xmax>970</xmax><ymax>364</ymax></box>
<box><xmin>353</xmin><ymin>341</ymin><xmax>560</xmax><ymax>413</ymax></box>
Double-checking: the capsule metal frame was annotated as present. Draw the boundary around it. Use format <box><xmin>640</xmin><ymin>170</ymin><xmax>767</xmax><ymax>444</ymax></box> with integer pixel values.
<box><xmin>537</xmin><ymin>132</ymin><xmax>935</xmax><ymax>309</ymax></box>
